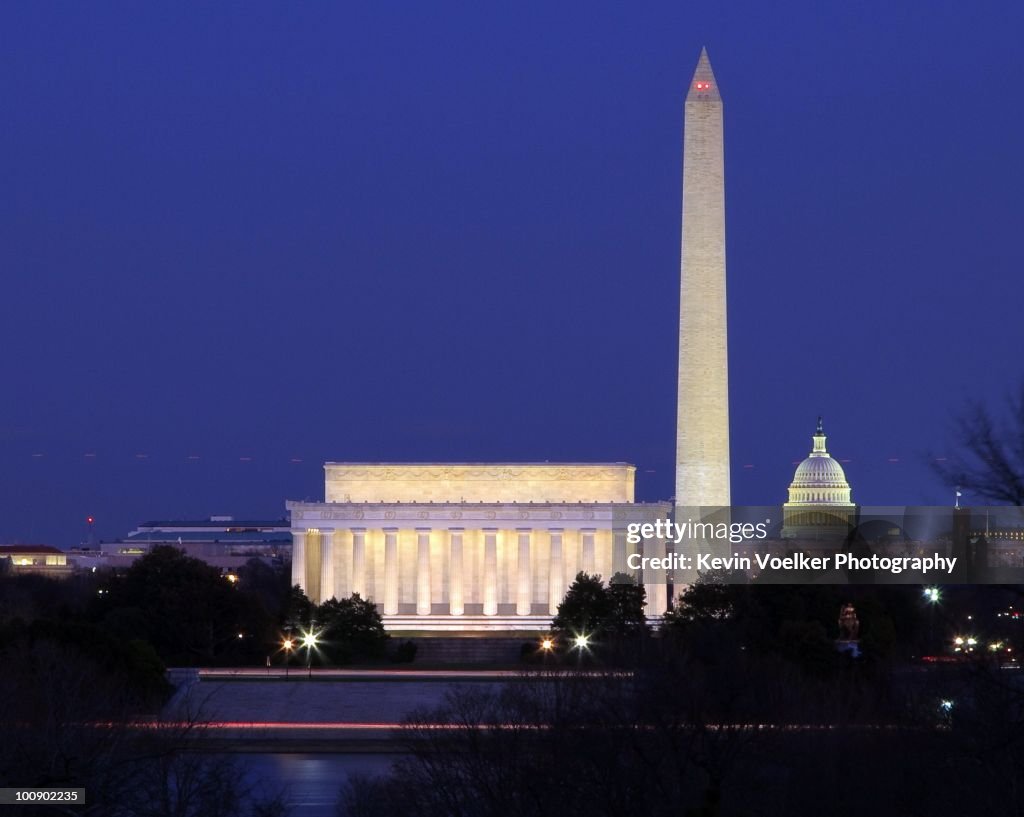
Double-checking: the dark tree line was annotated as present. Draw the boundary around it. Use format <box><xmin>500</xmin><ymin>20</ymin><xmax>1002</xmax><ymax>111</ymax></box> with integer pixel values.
<box><xmin>92</xmin><ymin>547</ymin><xmax>290</xmax><ymax>665</ymax></box>
<box><xmin>0</xmin><ymin>546</ymin><xmax>295</xmax><ymax>667</ymax></box>
<box><xmin>338</xmin><ymin>576</ymin><xmax>1024</xmax><ymax>817</ymax></box>
<box><xmin>0</xmin><ymin>547</ymin><xmax>302</xmax><ymax>813</ymax></box>
<box><xmin>1</xmin><ymin>545</ymin><xmax>398</xmax><ymax>671</ymax></box>
<box><xmin>0</xmin><ymin>616</ymin><xmax>289</xmax><ymax>816</ymax></box>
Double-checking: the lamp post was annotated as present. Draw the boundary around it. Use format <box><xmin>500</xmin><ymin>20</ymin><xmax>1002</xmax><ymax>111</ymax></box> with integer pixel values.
<box><xmin>573</xmin><ymin>633</ymin><xmax>590</xmax><ymax>667</ymax></box>
<box><xmin>923</xmin><ymin>587</ymin><xmax>941</xmax><ymax>654</ymax></box>
<box><xmin>282</xmin><ymin>637</ymin><xmax>294</xmax><ymax>678</ymax></box>
<box><xmin>302</xmin><ymin>626</ymin><xmax>319</xmax><ymax>679</ymax></box>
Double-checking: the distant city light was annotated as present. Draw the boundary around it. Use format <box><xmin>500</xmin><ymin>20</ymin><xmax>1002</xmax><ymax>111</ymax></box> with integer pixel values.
<box><xmin>574</xmin><ymin>634</ymin><xmax>590</xmax><ymax>650</ymax></box>
<box><xmin>923</xmin><ymin>587</ymin><xmax>941</xmax><ymax>603</ymax></box>
<box><xmin>940</xmin><ymin>700</ymin><xmax>954</xmax><ymax>712</ymax></box>
<box><xmin>302</xmin><ymin>631</ymin><xmax>318</xmax><ymax>649</ymax></box>
<box><xmin>282</xmin><ymin>638</ymin><xmax>294</xmax><ymax>651</ymax></box>
<box><xmin>540</xmin><ymin>637</ymin><xmax>554</xmax><ymax>651</ymax></box>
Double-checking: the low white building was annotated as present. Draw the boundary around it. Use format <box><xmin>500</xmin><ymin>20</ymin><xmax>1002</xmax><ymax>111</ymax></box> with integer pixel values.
<box><xmin>95</xmin><ymin>516</ymin><xmax>292</xmax><ymax>570</ymax></box>
<box><xmin>287</xmin><ymin>463</ymin><xmax>670</xmax><ymax>632</ymax></box>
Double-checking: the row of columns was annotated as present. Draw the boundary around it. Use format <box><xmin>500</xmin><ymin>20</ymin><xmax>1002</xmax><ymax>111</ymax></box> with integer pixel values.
<box><xmin>298</xmin><ymin>526</ymin><xmax>608</xmax><ymax>616</ymax></box>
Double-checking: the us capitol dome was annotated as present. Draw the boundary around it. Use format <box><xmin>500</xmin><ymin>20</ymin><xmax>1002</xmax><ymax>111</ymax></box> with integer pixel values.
<box><xmin>782</xmin><ymin>418</ymin><xmax>857</xmax><ymax>539</ymax></box>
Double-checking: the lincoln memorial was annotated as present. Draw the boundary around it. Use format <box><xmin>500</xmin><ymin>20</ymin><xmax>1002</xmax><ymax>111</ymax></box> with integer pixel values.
<box><xmin>287</xmin><ymin>463</ymin><xmax>670</xmax><ymax>631</ymax></box>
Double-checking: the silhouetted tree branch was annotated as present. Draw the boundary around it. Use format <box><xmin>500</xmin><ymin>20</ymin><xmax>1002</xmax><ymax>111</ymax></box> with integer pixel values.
<box><xmin>934</xmin><ymin>382</ymin><xmax>1024</xmax><ymax>505</ymax></box>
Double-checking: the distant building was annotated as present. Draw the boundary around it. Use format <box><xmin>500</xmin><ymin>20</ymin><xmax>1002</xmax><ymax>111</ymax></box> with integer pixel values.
<box><xmin>782</xmin><ymin>419</ymin><xmax>857</xmax><ymax>540</ymax></box>
<box><xmin>94</xmin><ymin>516</ymin><xmax>292</xmax><ymax>570</ymax></box>
<box><xmin>0</xmin><ymin>545</ymin><xmax>72</xmax><ymax>578</ymax></box>
<box><xmin>966</xmin><ymin>514</ymin><xmax>1024</xmax><ymax>568</ymax></box>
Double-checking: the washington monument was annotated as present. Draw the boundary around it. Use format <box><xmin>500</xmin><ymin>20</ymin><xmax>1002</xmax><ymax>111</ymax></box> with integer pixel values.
<box><xmin>675</xmin><ymin>47</ymin><xmax>731</xmax><ymax>507</ymax></box>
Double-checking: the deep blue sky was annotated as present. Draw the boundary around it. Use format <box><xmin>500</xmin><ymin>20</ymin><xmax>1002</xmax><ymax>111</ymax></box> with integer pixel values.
<box><xmin>2</xmin><ymin>2</ymin><xmax>1023</xmax><ymax>546</ymax></box>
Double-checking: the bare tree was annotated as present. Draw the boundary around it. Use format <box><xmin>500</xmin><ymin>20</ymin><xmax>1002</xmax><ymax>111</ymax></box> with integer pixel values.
<box><xmin>934</xmin><ymin>382</ymin><xmax>1024</xmax><ymax>505</ymax></box>
<box><xmin>0</xmin><ymin>637</ymin><xmax>288</xmax><ymax>817</ymax></box>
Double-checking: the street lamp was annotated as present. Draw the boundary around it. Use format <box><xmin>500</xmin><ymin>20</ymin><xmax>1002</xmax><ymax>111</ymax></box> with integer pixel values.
<box><xmin>539</xmin><ymin>636</ymin><xmax>555</xmax><ymax>661</ymax></box>
<box><xmin>923</xmin><ymin>587</ymin><xmax>940</xmax><ymax>653</ymax></box>
<box><xmin>282</xmin><ymin>637</ymin><xmax>294</xmax><ymax>677</ymax></box>
<box><xmin>571</xmin><ymin>633</ymin><xmax>591</xmax><ymax>666</ymax></box>
<box><xmin>302</xmin><ymin>628</ymin><xmax>319</xmax><ymax>678</ymax></box>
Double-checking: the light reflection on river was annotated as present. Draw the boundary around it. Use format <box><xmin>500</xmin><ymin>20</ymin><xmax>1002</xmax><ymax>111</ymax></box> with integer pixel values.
<box><xmin>239</xmin><ymin>753</ymin><xmax>398</xmax><ymax>817</ymax></box>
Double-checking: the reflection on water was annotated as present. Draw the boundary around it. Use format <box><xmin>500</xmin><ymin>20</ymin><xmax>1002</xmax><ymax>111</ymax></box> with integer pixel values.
<box><xmin>240</xmin><ymin>753</ymin><xmax>398</xmax><ymax>817</ymax></box>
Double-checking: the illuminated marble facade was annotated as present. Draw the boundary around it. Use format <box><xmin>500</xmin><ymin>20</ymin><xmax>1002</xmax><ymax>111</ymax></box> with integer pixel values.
<box><xmin>287</xmin><ymin>464</ymin><xmax>670</xmax><ymax>631</ymax></box>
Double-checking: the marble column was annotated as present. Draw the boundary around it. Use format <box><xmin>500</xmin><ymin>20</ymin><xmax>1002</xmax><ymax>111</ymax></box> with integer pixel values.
<box><xmin>581</xmin><ymin>528</ymin><xmax>596</xmax><ymax>574</ymax></box>
<box><xmin>416</xmin><ymin>528</ymin><xmax>431</xmax><ymax>616</ymax></box>
<box><xmin>516</xmin><ymin>528</ymin><xmax>532</xmax><ymax>616</ymax></box>
<box><xmin>320</xmin><ymin>530</ymin><xmax>335</xmax><ymax>603</ymax></box>
<box><xmin>612</xmin><ymin>528</ymin><xmax>627</xmax><ymax>575</ymax></box>
<box><xmin>383</xmin><ymin>528</ymin><xmax>399</xmax><ymax>615</ymax></box>
<box><xmin>449</xmin><ymin>528</ymin><xmax>464</xmax><ymax>616</ymax></box>
<box><xmin>483</xmin><ymin>528</ymin><xmax>498</xmax><ymax>616</ymax></box>
<box><xmin>548</xmin><ymin>528</ymin><xmax>564</xmax><ymax>616</ymax></box>
<box><xmin>291</xmin><ymin>531</ymin><xmax>306</xmax><ymax>593</ymax></box>
<box><xmin>644</xmin><ymin>535</ymin><xmax>669</xmax><ymax>617</ymax></box>
<box><xmin>351</xmin><ymin>528</ymin><xmax>367</xmax><ymax>598</ymax></box>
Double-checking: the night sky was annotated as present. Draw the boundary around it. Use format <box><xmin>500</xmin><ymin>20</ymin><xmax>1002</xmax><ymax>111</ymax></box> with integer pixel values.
<box><xmin>3</xmin><ymin>2</ymin><xmax>1023</xmax><ymax>546</ymax></box>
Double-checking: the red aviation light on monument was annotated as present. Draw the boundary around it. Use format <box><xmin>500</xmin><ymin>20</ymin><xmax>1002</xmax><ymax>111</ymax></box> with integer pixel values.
<box><xmin>694</xmin><ymin>81</ymin><xmax>712</xmax><ymax>91</ymax></box>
